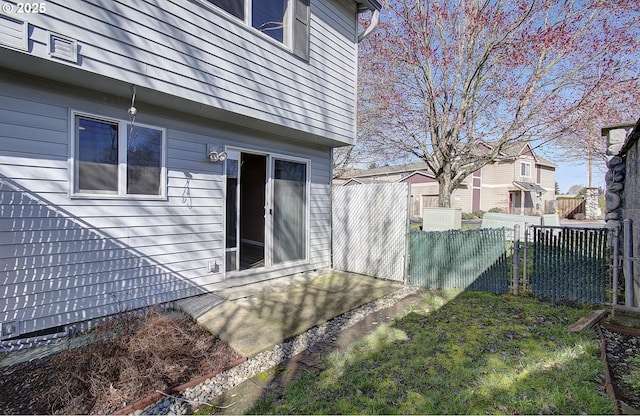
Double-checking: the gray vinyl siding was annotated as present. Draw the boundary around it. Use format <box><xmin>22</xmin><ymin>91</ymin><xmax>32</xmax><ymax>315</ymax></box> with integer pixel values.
<box><xmin>0</xmin><ymin>73</ymin><xmax>332</xmax><ymax>338</ymax></box>
<box><xmin>0</xmin><ymin>0</ymin><xmax>358</xmax><ymax>145</ymax></box>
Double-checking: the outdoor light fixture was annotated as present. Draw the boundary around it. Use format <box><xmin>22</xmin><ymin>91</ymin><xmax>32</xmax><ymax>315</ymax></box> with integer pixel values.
<box><xmin>207</xmin><ymin>144</ymin><xmax>227</xmax><ymax>162</ymax></box>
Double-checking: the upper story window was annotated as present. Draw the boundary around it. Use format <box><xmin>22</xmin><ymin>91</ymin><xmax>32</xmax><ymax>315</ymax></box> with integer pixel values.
<box><xmin>203</xmin><ymin>0</ymin><xmax>310</xmax><ymax>60</ymax></box>
<box><xmin>520</xmin><ymin>162</ymin><xmax>531</xmax><ymax>178</ymax></box>
<box><xmin>71</xmin><ymin>112</ymin><xmax>166</xmax><ymax>199</ymax></box>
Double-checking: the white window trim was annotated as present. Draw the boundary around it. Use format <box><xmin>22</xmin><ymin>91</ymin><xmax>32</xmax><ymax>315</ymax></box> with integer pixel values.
<box><xmin>520</xmin><ymin>162</ymin><xmax>532</xmax><ymax>178</ymax></box>
<box><xmin>68</xmin><ymin>110</ymin><xmax>167</xmax><ymax>200</ymax></box>
<box><xmin>197</xmin><ymin>0</ymin><xmax>293</xmax><ymax>50</ymax></box>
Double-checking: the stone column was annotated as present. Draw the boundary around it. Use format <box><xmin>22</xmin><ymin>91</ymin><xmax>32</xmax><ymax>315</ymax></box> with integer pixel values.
<box><xmin>604</xmin><ymin>156</ymin><xmax>624</xmax><ymax>231</ymax></box>
<box><xmin>584</xmin><ymin>188</ymin><xmax>602</xmax><ymax>220</ymax></box>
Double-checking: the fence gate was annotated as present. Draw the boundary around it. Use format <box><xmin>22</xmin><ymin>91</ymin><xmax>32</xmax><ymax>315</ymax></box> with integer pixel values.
<box><xmin>332</xmin><ymin>183</ymin><xmax>409</xmax><ymax>282</ymax></box>
<box><xmin>529</xmin><ymin>225</ymin><xmax>608</xmax><ymax>304</ymax></box>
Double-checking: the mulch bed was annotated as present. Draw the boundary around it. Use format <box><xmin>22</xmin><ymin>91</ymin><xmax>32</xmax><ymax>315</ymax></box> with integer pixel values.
<box><xmin>0</xmin><ymin>311</ymin><xmax>241</xmax><ymax>415</ymax></box>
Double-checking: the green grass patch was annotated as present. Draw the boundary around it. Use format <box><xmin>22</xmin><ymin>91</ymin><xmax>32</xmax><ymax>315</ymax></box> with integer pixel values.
<box><xmin>623</xmin><ymin>351</ymin><xmax>640</xmax><ymax>391</ymax></box>
<box><xmin>248</xmin><ymin>291</ymin><xmax>613</xmax><ymax>415</ymax></box>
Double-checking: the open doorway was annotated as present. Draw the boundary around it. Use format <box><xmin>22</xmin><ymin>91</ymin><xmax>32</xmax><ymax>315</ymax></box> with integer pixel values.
<box><xmin>226</xmin><ymin>152</ymin><xmax>266</xmax><ymax>272</ymax></box>
<box><xmin>239</xmin><ymin>153</ymin><xmax>266</xmax><ymax>269</ymax></box>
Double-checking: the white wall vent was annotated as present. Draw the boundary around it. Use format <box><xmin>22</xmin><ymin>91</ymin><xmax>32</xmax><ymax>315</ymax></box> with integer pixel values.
<box><xmin>49</xmin><ymin>32</ymin><xmax>78</xmax><ymax>63</ymax></box>
<box><xmin>0</xmin><ymin>15</ymin><xmax>28</xmax><ymax>51</ymax></box>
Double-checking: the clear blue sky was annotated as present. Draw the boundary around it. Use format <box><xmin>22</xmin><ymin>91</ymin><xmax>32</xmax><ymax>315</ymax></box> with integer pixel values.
<box><xmin>555</xmin><ymin>159</ymin><xmax>606</xmax><ymax>194</ymax></box>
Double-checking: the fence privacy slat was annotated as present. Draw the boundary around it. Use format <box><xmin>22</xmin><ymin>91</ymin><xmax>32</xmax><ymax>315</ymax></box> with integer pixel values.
<box><xmin>530</xmin><ymin>226</ymin><xmax>608</xmax><ymax>304</ymax></box>
<box><xmin>408</xmin><ymin>228</ymin><xmax>508</xmax><ymax>294</ymax></box>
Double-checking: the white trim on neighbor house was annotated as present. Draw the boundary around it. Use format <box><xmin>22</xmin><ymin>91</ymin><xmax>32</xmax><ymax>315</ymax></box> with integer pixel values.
<box><xmin>68</xmin><ymin>110</ymin><xmax>167</xmax><ymax>200</ymax></box>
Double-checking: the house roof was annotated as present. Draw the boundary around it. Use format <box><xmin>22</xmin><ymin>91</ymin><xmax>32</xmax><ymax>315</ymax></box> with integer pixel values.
<box><xmin>398</xmin><ymin>170</ymin><xmax>437</xmax><ymax>182</ymax></box>
<box><xmin>355</xmin><ymin>0</ymin><xmax>383</xmax><ymax>11</ymax></box>
<box><xmin>340</xmin><ymin>161</ymin><xmax>430</xmax><ymax>179</ymax></box>
<box><xmin>338</xmin><ymin>142</ymin><xmax>557</xmax><ymax>180</ymax></box>
<box><xmin>342</xmin><ymin>177</ymin><xmax>379</xmax><ymax>185</ymax></box>
<box><xmin>499</xmin><ymin>142</ymin><xmax>557</xmax><ymax>168</ymax></box>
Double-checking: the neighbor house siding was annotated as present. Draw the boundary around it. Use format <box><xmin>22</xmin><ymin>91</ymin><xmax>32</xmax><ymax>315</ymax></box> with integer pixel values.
<box><xmin>450</xmin><ymin>186</ymin><xmax>473</xmax><ymax>212</ymax></box>
<box><xmin>0</xmin><ymin>72</ymin><xmax>332</xmax><ymax>337</ymax></box>
<box><xmin>480</xmin><ymin>185</ymin><xmax>512</xmax><ymax>212</ymax></box>
<box><xmin>539</xmin><ymin>165</ymin><xmax>556</xmax><ymax>193</ymax></box>
<box><xmin>0</xmin><ymin>0</ymin><xmax>358</xmax><ymax>145</ymax></box>
<box><xmin>483</xmin><ymin>162</ymin><xmax>515</xmax><ymax>186</ymax></box>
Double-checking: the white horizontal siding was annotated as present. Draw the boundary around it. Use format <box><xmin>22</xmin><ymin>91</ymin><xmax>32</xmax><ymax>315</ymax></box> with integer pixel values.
<box><xmin>0</xmin><ymin>73</ymin><xmax>332</xmax><ymax>338</ymax></box>
<box><xmin>4</xmin><ymin>0</ymin><xmax>358</xmax><ymax>145</ymax></box>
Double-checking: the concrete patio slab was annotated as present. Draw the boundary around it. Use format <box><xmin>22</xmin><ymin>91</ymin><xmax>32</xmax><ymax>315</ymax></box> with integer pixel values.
<box><xmin>195</xmin><ymin>270</ymin><xmax>404</xmax><ymax>357</ymax></box>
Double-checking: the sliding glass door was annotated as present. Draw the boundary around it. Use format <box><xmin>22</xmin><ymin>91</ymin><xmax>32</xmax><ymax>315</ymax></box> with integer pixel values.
<box><xmin>224</xmin><ymin>150</ymin><xmax>308</xmax><ymax>274</ymax></box>
<box><xmin>272</xmin><ymin>159</ymin><xmax>307</xmax><ymax>264</ymax></box>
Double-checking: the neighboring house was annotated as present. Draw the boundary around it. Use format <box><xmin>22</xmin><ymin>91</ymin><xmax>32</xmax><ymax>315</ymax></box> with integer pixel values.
<box><xmin>335</xmin><ymin>143</ymin><xmax>557</xmax><ymax>216</ymax></box>
<box><xmin>0</xmin><ymin>0</ymin><xmax>381</xmax><ymax>341</ymax></box>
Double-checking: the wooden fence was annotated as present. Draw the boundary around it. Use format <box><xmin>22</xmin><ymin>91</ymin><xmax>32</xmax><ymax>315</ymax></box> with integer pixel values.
<box><xmin>557</xmin><ymin>198</ymin><xmax>585</xmax><ymax>219</ymax></box>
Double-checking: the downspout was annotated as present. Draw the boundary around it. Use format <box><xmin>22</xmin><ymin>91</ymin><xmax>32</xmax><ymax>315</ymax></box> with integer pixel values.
<box><xmin>357</xmin><ymin>8</ymin><xmax>380</xmax><ymax>43</ymax></box>
<box><xmin>358</xmin><ymin>5</ymin><xmax>380</xmax><ymax>43</ymax></box>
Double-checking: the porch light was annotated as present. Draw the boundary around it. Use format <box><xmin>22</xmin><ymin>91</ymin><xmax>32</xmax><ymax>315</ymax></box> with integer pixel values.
<box><xmin>207</xmin><ymin>145</ymin><xmax>227</xmax><ymax>163</ymax></box>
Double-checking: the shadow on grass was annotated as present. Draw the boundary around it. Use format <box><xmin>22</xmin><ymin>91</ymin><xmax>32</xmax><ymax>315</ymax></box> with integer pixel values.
<box><xmin>244</xmin><ymin>290</ymin><xmax>614</xmax><ymax>415</ymax></box>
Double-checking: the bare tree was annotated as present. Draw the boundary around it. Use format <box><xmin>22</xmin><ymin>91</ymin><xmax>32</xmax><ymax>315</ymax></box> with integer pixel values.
<box><xmin>359</xmin><ymin>0</ymin><xmax>640</xmax><ymax>206</ymax></box>
<box><xmin>554</xmin><ymin>79</ymin><xmax>640</xmax><ymax>187</ymax></box>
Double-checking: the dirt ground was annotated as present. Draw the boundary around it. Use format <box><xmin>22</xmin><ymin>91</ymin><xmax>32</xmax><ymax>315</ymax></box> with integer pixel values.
<box><xmin>0</xmin><ymin>311</ymin><xmax>241</xmax><ymax>415</ymax></box>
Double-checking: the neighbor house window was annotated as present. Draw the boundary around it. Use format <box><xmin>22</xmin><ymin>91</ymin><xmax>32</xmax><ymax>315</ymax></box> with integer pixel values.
<box><xmin>72</xmin><ymin>113</ymin><xmax>166</xmax><ymax>198</ymax></box>
<box><xmin>202</xmin><ymin>0</ymin><xmax>309</xmax><ymax>59</ymax></box>
<box><xmin>520</xmin><ymin>162</ymin><xmax>531</xmax><ymax>178</ymax></box>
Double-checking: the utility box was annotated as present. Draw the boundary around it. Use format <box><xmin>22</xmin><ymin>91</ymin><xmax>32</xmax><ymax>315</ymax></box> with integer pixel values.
<box><xmin>422</xmin><ymin>208</ymin><xmax>462</xmax><ymax>231</ymax></box>
<box><xmin>542</xmin><ymin>214</ymin><xmax>561</xmax><ymax>226</ymax></box>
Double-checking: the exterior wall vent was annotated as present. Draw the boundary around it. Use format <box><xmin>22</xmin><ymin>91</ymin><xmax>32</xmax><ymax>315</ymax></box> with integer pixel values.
<box><xmin>49</xmin><ymin>32</ymin><xmax>78</xmax><ymax>63</ymax></box>
<box><xmin>1</xmin><ymin>321</ymin><xmax>18</xmax><ymax>339</ymax></box>
<box><xmin>0</xmin><ymin>15</ymin><xmax>28</xmax><ymax>51</ymax></box>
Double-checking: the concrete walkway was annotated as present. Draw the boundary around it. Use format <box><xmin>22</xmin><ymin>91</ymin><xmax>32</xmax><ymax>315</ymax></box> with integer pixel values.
<box><xmin>176</xmin><ymin>269</ymin><xmax>404</xmax><ymax>357</ymax></box>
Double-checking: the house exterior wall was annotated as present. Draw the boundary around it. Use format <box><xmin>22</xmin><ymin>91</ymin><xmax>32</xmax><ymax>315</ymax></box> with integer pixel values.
<box><xmin>480</xmin><ymin>185</ymin><xmax>512</xmax><ymax>212</ymax></box>
<box><xmin>481</xmin><ymin>161</ymin><xmax>513</xmax><ymax>186</ymax></box>
<box><xmin>0</xmin><ymin>70</ymin><xmax>333</xmax><ymax>339</ymax></box>
<box><xmin>538</xmin><ymin>164</ymin><xmax>557</xmax><ymax>211</ymax></box>
<box><xmin>0</xmin><ymin>0</ymin><xmax>358</xmax><ymax>146</ymax></box>
<box><xmin>450</xmin><ymin>186</ymin><xmax>473</xmax><ymax>212</ymax></box>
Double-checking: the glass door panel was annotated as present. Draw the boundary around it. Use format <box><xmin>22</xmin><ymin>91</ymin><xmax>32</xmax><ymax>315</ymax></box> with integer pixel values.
<box><xmin>272</xmin><ymin>159</ymin><xmax>307</xmax><ymax>264</ymax></box>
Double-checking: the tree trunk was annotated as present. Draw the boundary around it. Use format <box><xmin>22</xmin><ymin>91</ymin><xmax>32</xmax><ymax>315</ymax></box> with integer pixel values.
<box><xmin>437</xmin><ymin>174</ymin><xmax>454</xmax><ymax>208</ymax></box>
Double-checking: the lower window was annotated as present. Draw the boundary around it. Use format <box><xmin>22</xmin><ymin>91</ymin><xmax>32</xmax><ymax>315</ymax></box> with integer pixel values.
<box><xmin>72</xmin><ymin>112</ymin><xmax>166</xmax><ymax>198</ymax></box>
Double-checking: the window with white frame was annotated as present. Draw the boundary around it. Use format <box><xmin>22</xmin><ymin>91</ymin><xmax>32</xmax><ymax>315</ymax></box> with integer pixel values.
<box><xmin>71</xmin><ymin>113</ymin><xmax>166</xmax><ymax>198</ymax></box>
<box><xmin>203</xmin><ymin>0</ymin><xmax>310</xmax><ymax>59</ymax></box>
<box><xmin>520</xmin><ymin>162</ymin><xmax>531</xmax><ymax>178</ymax></box>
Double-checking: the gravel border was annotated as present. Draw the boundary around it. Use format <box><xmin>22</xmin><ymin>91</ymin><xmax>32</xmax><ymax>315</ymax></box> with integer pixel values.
<box><xmin>134</xmin><ymin>285</ymin><xmax>422</xmax><ymax>415</ymax></box>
